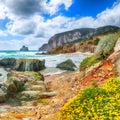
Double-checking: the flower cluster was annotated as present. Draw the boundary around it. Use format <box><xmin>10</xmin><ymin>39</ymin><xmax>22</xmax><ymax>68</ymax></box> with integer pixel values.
<box><xmin>59</xmin><ymin>77</ymin><xmax>120</xmax><ymax>120</ymax></box>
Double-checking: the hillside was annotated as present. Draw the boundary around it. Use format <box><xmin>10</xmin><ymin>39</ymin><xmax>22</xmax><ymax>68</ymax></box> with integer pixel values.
<box><xmin>39</xmin><ymin>25</ymin><xmax>120</xmax><ymax>51</ymax></box>
<box><xmin>48</xmin><ymin>35</ymin><xmax>104</xmax><ymax>54</ymax></box>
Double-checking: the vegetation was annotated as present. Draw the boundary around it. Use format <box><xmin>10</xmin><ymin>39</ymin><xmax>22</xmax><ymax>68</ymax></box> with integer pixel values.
<box><xmin>80</xmin><ymin>56</ymin><xmax>100</xmax><ymax>70</ymax></box>
<box><xmin>33</xmin><ymin>71</ymin><xmax>44</xmax><ymax>81</ymax></box>
<box><xmin>94</xmin><ymin>38</ymin><xmax>100</xmax><ymax>45</ymax></box>
<box><xmin>59</xmin><ymin>77</ymin><xmax>120</xmax><ymax>120</ymax></box>
<box><xmin>17</xmin><ymin>85</ymin><xmax>25</xmax><ymax>93</ymax></box>
<box><xmin>94</xmin><ymin>33</ymin><xmax>118</xmax><ymax>59</ymax></box>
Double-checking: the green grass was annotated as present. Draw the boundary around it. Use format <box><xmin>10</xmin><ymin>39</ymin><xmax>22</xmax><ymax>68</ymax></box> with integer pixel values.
<box><xmin>80</xmin><ymin>56</ymin><xmax>100</xmax><ymax>70</ymax></box>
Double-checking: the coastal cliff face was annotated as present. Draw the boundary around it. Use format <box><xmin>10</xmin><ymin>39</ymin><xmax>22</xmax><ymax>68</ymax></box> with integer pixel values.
<box><xmin>39</xmin><ymin>25</ymin><xmax>120</xmax><ymax>51</ymax></box>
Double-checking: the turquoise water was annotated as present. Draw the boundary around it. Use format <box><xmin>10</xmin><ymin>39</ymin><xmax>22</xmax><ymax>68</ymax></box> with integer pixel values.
<box><xmin>0</xmin><ymin>50</ymin><xmax>86</xmax><ymax>75</ymax></box>
<box><xmin>0</xmin><ymin>50</ymin><xmax>43</xmax><ymax>58</ymax></box>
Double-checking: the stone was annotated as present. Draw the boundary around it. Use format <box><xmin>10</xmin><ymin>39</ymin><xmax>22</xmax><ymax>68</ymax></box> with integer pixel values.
<box><xmin>56</xmin><ymin>59</ymin><xmax>76</xmax><ymax>71</ymax></box>
<box><xmin>0</xmin><ymin>88</ymin><xmax>7</xmax><ymax>102</ymax></box>
<box><xmin>7</xmin><ymin>83</ymin><xmax>17</xmax><ymax>96</ymax></box>
<box><xmin>20</xmin><ymin>45</ymin><xmax>29</xmax><ymax>51</ymax></box>
<box><xmin>26</xmin><ymin>85</ymin><xmax>46</xmax><ymax>92</ymax></box>
<box><xmin>0</xmin><ymin>58</ymin><xmax>16</xmax><ymax>68</ymax></box>
<box><xmin>38</xmin><ymin>91</ymin><xmax>58</xmax><ymax>98</ymax></box>
<box><xmin>19</xmin><ymin>91</ymin><xmax>41</xmax><ymax>100</ymax></box>
<box><xmin>0</xmin><ymin>58</ymin><xmax>45</xmax><ymax>71</ymax></box>
<box><xmin>15</xmin><ymin>59</ymin><xmax>45</xmax><ymax>71</ymax></box>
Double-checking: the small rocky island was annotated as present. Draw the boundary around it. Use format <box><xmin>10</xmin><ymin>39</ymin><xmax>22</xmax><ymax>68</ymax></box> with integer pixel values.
<box><xmin>20</xmin><ymin>45</ymin><xmax>29</xmax><ymax>51</ymax></box>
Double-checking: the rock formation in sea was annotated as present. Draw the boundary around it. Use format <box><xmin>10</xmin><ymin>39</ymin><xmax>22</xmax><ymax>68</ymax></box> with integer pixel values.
<box><xmin>39</xmin><ymin>25</ymin><xmax>120</xmax><ymax>51</ymax></box>
<box><xmin>20</xmin><ymin>45</ymin><xmax>29</xmax><ymax>51</ymax></box>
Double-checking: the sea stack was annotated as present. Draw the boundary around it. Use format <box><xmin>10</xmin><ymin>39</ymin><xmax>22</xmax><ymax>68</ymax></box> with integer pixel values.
<box><xmin>20</xmin><ymin>45</ymin><xmax>29</xmax><ymax>51</ymax></box>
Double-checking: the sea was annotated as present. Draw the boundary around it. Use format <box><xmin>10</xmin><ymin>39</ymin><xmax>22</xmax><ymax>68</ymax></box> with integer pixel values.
<box><xmin>0</xmin><ymin>50</ymin><xmax>86</xmax><ymax>75</ymax></box>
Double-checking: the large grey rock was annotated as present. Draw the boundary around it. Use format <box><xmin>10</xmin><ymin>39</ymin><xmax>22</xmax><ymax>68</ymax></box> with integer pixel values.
<box><xmin>0</xmin><ymin>58</ymin><xmax>16</xmax><ymax>69</ymax></box>
<box><xmin>15</xmin><ymin>59</ymin><xmax>45</xmax><ymax>71</ymax></box>
<box><xmin>0</xmin><ymin>58</ymin><xmax>45</xmax><ymax>71</ymax></box>
<box><xmin>56</xmin><ymin>59</ymin><xmax>76</xmax><ymax>71</ymax></box>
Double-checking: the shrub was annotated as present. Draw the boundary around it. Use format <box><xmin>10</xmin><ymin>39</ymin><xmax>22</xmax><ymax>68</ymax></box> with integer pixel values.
<box><xmin>80</xmin><ymin>56</ymin><xmax>99</xmax><ymax>70</ymax></box>
<box><xmin>59</xmin><ymin>77</ymin><xmax>120</xmax><ymax>120</ymax></box>
<box><xmin>17</xmin><ymin>85</ymin><xmax>25</xmax><ymax>93</ymax></box>
<box><xmin>33</xmin><ymin>72</ymin><xmax>44</xmax><ymax>81</ymax></box>
<box><xmin>94</xmin><ymin>34</ymin><xmax>118</xmax><ymax>59</ymax></box>
<box><xmin>94</xmin><ymin>38</ymin><xmax>100</xmax><ymax>45</ymax></box>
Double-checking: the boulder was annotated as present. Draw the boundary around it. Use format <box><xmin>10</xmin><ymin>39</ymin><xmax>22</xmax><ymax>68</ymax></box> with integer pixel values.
<box><xmin>20</xmin><ymin>45</ymin><xmax>29</xmax><ymax>51</ymax></box>
<box><xmin>0</xmin><ymin>86</ymin><xmax>7</xmax><ymax>102</ymax></box>
<box><xmin>0</xmin><ymin>58</ymin><xmax>16</xmax><ymax>68</ymax></box>
<box><xmin>0</xmin><ymin>58</ymin><xmax>45</xmax><ymax>71</ymax></box>
<box><xmin>15</xmin><ymin>59</ymin><xmax>45</xmax><ymax>71</ymax></box>
<box><xmin>56</xmin><ymin>59</ymin><xmax>76</xmax><ymax>71</ymax></box>
<box><xmin>7</xmin><ymin>83</ymin><xmax>17</xmax><ymax>96</ymax></box>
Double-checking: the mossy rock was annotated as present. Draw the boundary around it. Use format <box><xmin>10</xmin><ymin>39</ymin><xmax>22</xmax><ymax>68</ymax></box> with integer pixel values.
<box><xmin>15</xmin><ymin>59</ymin><xmax>45</xmax><ymax>71</ymax></box>
<box><xmin>56</xmin><ymin>59</ymin><xmax>76</xmax><ymax>71</ymax></box>
<box><xmin>0</xmin><ymin>58</ymin><xmax>45</xmax><ymax>71</ymax></box>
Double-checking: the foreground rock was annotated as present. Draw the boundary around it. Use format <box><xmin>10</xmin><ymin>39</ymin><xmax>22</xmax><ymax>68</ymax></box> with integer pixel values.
<box><xmin>0</xmin><ymin>58</ymin><xmax>45</xmax><ymax>71</ymax></box>
<box><xmin>56</xmin><ymin>59</ymin><xmax>76</xmax><ymax>71</ymax></box>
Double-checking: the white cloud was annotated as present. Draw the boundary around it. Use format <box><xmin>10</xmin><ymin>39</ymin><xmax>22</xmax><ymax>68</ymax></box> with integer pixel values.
<box><xmin>0</xmin><ymin>37</ymin><xmax>46</xmax><ymax>50</ymax></box>
<box><xmin>0</xmin><ymin>0</ymin><xmax>120</xmax><ymax>50</ymax></box>
<box><xmin>46</xmin><ymin>0</ymin><xmax>73</xmax><ymax>15</ymax></box>
<box><xmin>0</xmin><ymin>4</ymin><xmax>7</xmax><ymax>19</ymax></box>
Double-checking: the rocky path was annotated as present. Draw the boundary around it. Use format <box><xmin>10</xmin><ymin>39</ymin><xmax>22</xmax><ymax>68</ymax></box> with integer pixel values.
<box><xmin>0</xmin><ymin>59</ymin><xmax>116</xmax><ymax>120</ymax></box>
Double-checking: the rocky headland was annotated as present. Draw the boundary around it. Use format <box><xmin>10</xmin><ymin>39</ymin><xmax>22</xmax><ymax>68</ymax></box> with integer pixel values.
<box><xmin>39</xmin><ymin>25</ymin><xmax>119</xmax><ymax>52</ymax></box>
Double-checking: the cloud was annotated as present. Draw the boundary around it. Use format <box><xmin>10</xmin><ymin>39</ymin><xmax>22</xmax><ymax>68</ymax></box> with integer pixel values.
<box><xmin>6</xmin><ymin>19</ymin><xmax>36</xmax><ymax>36</ymax></box>
<box><xmin>46</xmin><ymin>0</ymin><xmax>73</xmax><ymax>15</ymax></box>
<box><xmin>0</xmin><ymin>0</ymin><xmax>73</xmax><ymax>19</ymax></box>
<box><xmin>1</xmin><ymin>0</ymin><xmax>46</xmax><ymax>18</ymax></box>
<box><xmin>0</xmin><ymin>0</ymin><xmax>120</xmax><ymax>50</ymax></box>
<box><xmin>0</xmin><ymin>36</ymin><xmax>46</xmax><ymax>50</ymax></box>
<box><xmin>0</xmin><ymin>30</ymin><xmax>7</xmax><ymax>36</ymax></box>
<box><xmin>96</xmin><ymin>3</ymin><xmax>120</xmax><ymax>27</ymax></box>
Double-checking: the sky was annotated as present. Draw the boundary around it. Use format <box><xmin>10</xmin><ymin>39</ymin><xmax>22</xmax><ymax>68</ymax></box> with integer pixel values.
<box><xmin>0</xmin><ymin>0</ymin><xmax>120</xmax><ymax>50</ymax></box>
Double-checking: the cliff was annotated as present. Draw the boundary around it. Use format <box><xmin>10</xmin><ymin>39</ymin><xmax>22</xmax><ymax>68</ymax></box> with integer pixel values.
<box><xmin>39</xmin><ymin>25</ymin><xmax>120</xmax><ymax>51</ymax></box>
